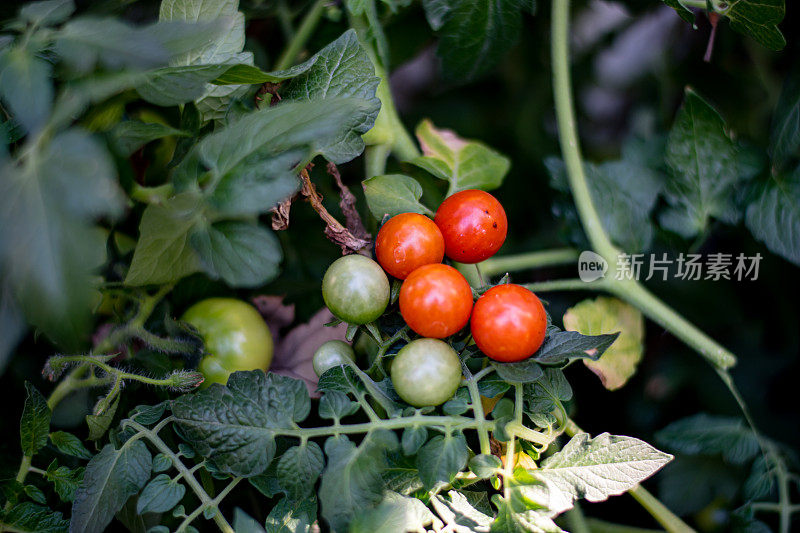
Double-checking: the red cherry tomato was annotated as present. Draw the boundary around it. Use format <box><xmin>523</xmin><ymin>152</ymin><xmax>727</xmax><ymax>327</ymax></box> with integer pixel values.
<box><xmin>434</xmin><ymin>189</ymin><xmax>507</xmax><ymax>264</ymax></box>
<box><xmin>375</xmin><ymin>213</ymin><xmax>445</xmax><ymax>279</ymax></box>
<box><xmin>470</xmin><ymin>284</ymin><xmax>547</xmax><ymax>362</ymax></box>
<box><xmin>399</xmin><ymin>264</ymin><xmax>473</xmax><ymax>338</ymax></box>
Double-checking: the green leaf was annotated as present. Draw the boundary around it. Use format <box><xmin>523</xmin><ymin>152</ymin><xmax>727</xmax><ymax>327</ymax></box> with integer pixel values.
<box><xmin>426</xmin><ymin>0</ymin><xmax>527</xmax><ymax>82</ymax></box>
<box><xmin>0</xmin><ymin>128</ymin><xmax>123</xmax><ymax>349</ymax></box>
<box><xmin>44</xmin><ymin>461</ymin><xmax>84</xmax><ymax>503</ymax></box>
<box><xmin>152</xmin><ymin>453</ymin><xmax>172</xmax><ymax>473</ymax></box>
<box><xmin>281</xmin><ymin>30</ymin><xmax>380</xmax><ymax>163</ymax></box>
<box><xmin>469</xmin><ymin>454</ymin><xmax>503</xmax><ymax>478</ymax></box>
<box><xmin>769</xmin><ymin>66</ymin><xmax>800</xmax><ymax>167</ymax></box>
<box><xmin>110</xmin><ymin>121</ymin><xmax>189</xmax><ymax>156</ymax></box>
<box><xmin>318</xmin><ymin>391</ymin><xmax>359</xmax><ymax>420</ymax></box>
<box><xmin>171</xmin><ymin>371</ymin><xmax>310</xmax><ymax>477</ymax></box>
<box><xmin>745</xmin><ymin>170</ymin><xmax>800</xmax><ymax>266</ymax></box>
<box><xmin>430</xmin><ymin>491</ymin><xmax>493</xmax><ymax>531</ymax></box>
<box><xmin>350</xmin><ymin>491</ymin><xmax>437</xmax><ymax>532</ymax></box>
<box><xmin>514</xmin><ymin>433</ymin><xmax>672</xmax><ymax>515</ymax></box>
<box><xmin>276</xmin><ymin>442</ymin><xmax>324</xmax><ymax>501</ymax></box>
<box><xmin>411</xmin><ymin>119</ymin><xmax>511</xmax><ymax>195</ymax></box>
<box><xmin>744</xmin><ymin>455</ymin><xmax>776</xmax><ymax>500</ymax></box>
<box><xmin>655</xmin><ymin>413</ymin><xmax>760</xmax><ymax>464</ymax></box>
<box><xmin>491</xmin><ymin>359</ymin><xmax>544</xmax><ymax>384</ymax></box>
<box><xmin>533</xmin><ymin>330</ymin><xmax>619</xmax><ymax>365</ymax></box>
<box><xmin>190</xmin><ymin>221</ymin><xmax>282</xmax><ymax>288</ymax></box>
<box><xmin>70</xmin><ymin>440</ymin><xmax>152</xmax><ymax>533</ymax></box>
<box><xmin>19</xmin><ymin>0</ymin><xmax>75</xmax><ymax>26</ymax></box>
<box><xmin>491</xmin><ymin>495</ymin><xmax>564</xmax><ymax>533</ymax></box>
<box><xmin>657</xmin><ymin>456</ymin><xmax>741</xmax><ymax>515</ymax></box>
<box><xmin>136</xmin><ymin>474</ymin><xmax>186</xmax><ymax>514</ymax></box>
<box><xmin>401</xmin><ymin>427</ymin><xmax>428</xmax><ymax>456</ymax></box>
<box><xmin>563</xmin><ymin>297</ymin><xmax>644</xmax><ymax>390</ymax></box>
<box><xmin>264</xmin><ymin>495</ymin><xmax>316</xmax><ymax>533</ymax></box>
<box><xmin>0</xmin><ymin>47</ymin><xmax>53</xmax><ymax>134</ymax></box>
<box><xmin>546</xmin><ymin>157</ymin><xmax>663</xmax><ymax>252</ymax></box>
<box><xmin>85</xmin><ymin>389</ymin><xmax>120</xmax><ymax>441</ymax></box>
<box><xmin>2</xmin><ymin>502</ymin><xmax>69</xmax><ymax>533</ymax></box>
<box><xmin>318</xmin><ymin>364</ymin><xmax>403</xmax><ymax>417</ymax></box>
<box><xmin>20</xmin><ymin>382</ymin><xmax>51</xmax><ymax>457</ymax></box>
<box><xmin>319</xmin><ymin>431</ymin><xmax>397</xmax><ymax>531</ymax></box>
<box><xmin>662</xmin><ymin>89</ymin><xmax>740</xmax><ymax>238</ymax></box>
<box><xmin>362</xmin><ymin>174</ymin><xmax>432</xmax><ymax>220</ymax></box>
<box><xmin>233</xmin><ymin>508</ymin><xmax>266</xmax><ymax>533</ymax></box>
<box><xmin>54</xmin><ymin>17</ymin><xmax>227</xmax><ymax>74</ymax></box>
<box><xmin>49</xmin><ymin>431</ymin><xmax>92</xmax><ymax>459</ymax></box>
<box><xmin>23</xmin><ymin>484</ymin><xmax>46</xmax><ymax>504</ymax></box>
<box><xmin>723</xmin><ymin>0</ymin><xmax>785</xmax><ymax>51</ymax></box>
<box><xmin>417</xmin><ymin>433</ymin><xmax>469</xmax><ymax>489</ymax></box>
<box><xmin>661</xmin><ymin>0</ymin><xmax>696</xmax><ymax>26</ymax></box>
<box><xmin>159</xmin><ymin>0</ymin><xmax>251</xmax><ymax>122</ymax></box>
<box><xmin>124</xmin><ymin>192</ymin><xmax>203</xmax><ymax>286</ymax></box>
<box><xmin>523</xmin><ymin>367</ymin><xmax>572</xmax><ymax>415</ymax></box>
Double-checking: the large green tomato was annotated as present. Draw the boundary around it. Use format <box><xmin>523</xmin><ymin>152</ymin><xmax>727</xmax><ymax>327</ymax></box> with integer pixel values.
<box><xmin>390</xmin><ymin>338</ymin><xmax>462</xmax><ymax>407</ymax></box>
<box><xmin>181</xmin><ymin>298</ymin><xmax>273</xmax><ymax>387</ymax></box>
<box><xmin>322</xmin><ymin>254</ymin><xmax>390</xmax><ymax>325</ymax></box>
<box><xmin>312</xmin><ymin>340</ymin><xmax>355</xmax><ymax>376</ymax></box>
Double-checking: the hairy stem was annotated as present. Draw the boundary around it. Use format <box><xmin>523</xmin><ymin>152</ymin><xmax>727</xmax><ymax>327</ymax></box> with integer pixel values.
<box><xmin>480</xmin><ymin>248</ymin><xmax>580</xmax><ymax>278</ymax></box>
<box><xmin>465</xmin><ymin>371</ymin><xmax>492</xmax><ymax>455</ymax></box>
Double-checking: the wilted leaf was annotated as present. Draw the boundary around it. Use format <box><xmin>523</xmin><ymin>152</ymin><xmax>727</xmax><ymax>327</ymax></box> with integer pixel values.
<box><xmin>563</xmin><ymin>297</ymin><xmax>644</xmax><ymax>391</ymax></box>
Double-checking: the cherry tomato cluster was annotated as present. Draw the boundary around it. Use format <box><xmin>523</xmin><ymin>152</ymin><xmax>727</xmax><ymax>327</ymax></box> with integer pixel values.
<box><xmin>319</xmin><ymin>189</ymin><xmax>548</xmax><ymax>407</ymax></box>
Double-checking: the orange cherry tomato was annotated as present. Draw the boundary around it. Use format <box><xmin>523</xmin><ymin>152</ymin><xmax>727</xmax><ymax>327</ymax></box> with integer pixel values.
<box><xmin>434</xmin><ymin>189</ymin><xmax>508</xmax><ymax>264</ymax></box>
<box><xmin>470</xmin><ymin>284</ymin><xmax>547</xmax><ymax>362</ymax></box>
<box><xmin>399</xmin><ymin>264</ymin><xmax>473</xmax><ymax>338</ymax></box>
<box><xmin>375</xmin><ymin>213</ymin><xmax>445</xmax><ymax>279</ymax></box>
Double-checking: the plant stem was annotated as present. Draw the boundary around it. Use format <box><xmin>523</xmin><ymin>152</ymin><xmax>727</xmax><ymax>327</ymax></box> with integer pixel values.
<box><xmin>551</xmin><ymin>0</ymin><xmax>617</xmax><ymax>261</ymax></box>
<box><xmin>565</xmin><ymin>504</ymin><xmax>592</xmax><ymax>533</ymax></box>
<box><xmin>274</xmin><ymin>414</ymin><xmax>495</xmax><ymax>439</ymax></box>
<box><xmin>365</xmin><ymin>144</ymin><xmax>390</xmax><ymax>178</ymax></box>
<box><xmin>564</xmin><ymin>418</ymin><xmax>694</xmax><ymax>532</ymax></box>
<box><xmin>524</xmin><ymin>278</ymin><xmax>600</xmax><ymax>293</ymax></box>
<box><xmin>274</xmin><ymin>0</ymin><xmax>326</xmax><ymax>70</ymax></box>
<box><xmin>479</xmin><ymin>248</ymin><xmax>580</xmax><ymax>278</ymax></box>
<box><xmin>628</xmin><ymin>486</ymin><xmax>695</xmax><ymax>533</ymax></box>
<box><xmin>465</xmin><ymin>375</ymin><xmax>492</xmax><ymax>455</ymax></box>
<box><xmin>130</xmin><ymin>183</ymin><xmax>174</xmax><ymax>204</ymax></box>
<box><xmin>584</xmin><ymin>518</ymin><xmax>664</xmax><ymax>533</ymax></box>
<box><xmin>549</xmin><ymin>0</ymin><xmax>737</xmax><ymax>372</ymax></box>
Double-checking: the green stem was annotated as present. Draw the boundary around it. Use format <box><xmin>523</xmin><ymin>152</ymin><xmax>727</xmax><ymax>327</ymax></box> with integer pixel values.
<box><xmin>479</xmin><ymin>248</ymin><xmax>580</xmax><ymax>278</ymax></box>
<box><xmin>551</xmin><ymin>0</ymin><xmax>617</xmax><ymax>260</ymax></box>
<box><xmin>130</xmin><ymin>183</ymin><xmax>174</xmax><ymax>205</ymax></box>
<box><xmin>274</xmin><ymin>0</ymin><xmax>326</xmax><ymax>70</ymax></box>
<box><xmin>565</xmin><ymin>418</ymin><xmax>694</xmax><ymax>532</ymax></box>
<box><xmin>365</xmin><ymin>144</ymin><xmax>390</xmax><ymax>178</ymax></box>
<box><xmin>565</xmin><ymin>504</ymin><xmax>592</xmax><ymax>533</ymax></box>
<box><xmin>524</xmin><ymin>278</ymin><xmax>600</xmax><ymax>293</ymax></box>
<box><xmin>465</xmin><ymin>375</ymin><xmax>492</xmax><ymax>455</ymax></box>
<box><xmin>550</xmin><ymin>0</ymin><xmax>737</xmax><ymax>372</ymax></box>
<box><xmin>584</xmin><ymin>518</ymin><xmax>664</xmax><ymax>533</ymax></box>
<box><xmin>127</xmin><ymin>420</ymin><xmax>235</xmax><ymax>533</ymax></box>
<box><xmin>275</xmin><ymin>414</ymin><xmax>495</xmax><ymax>439</ymax></box>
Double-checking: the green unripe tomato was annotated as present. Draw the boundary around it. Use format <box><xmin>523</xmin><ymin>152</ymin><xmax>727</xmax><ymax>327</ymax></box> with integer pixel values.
<box><xmin>181</xmin><ymin>298</ymin><xmax>273</xmax><ymax>388</ymax></box>
<box><xmin>322</xmin><ymin>255</ymin><xmax>390</xmax><ymax>325</ymax></box>
<box><xmin>390</xmin><ymin>338</ymin><xmax>462</xmax><ymax>407</ymax></box>
<box><xmin>312</xmin><ymin>340</ymin><xmax>355</xmax><ymax>376</ymax></box>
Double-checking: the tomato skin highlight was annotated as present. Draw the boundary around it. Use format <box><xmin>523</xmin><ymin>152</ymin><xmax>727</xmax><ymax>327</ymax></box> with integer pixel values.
<box><xmin>322</xmin><ymin>254</ymin><xmax>390</xmax><ymax>325</ymax></box>
<box><xmin>399</xmin><ymin>264</ymin><xmax>473</xmax><ymax>338</ymax></box>
<box><xmin>390</xmin><ymin>338</ymin><xmax>462</xmax><ymax>407</ymax></box>
<box><xmin>375</xmin><ymin>213</ymin><xmax>445</xmax><ymax>279</ymax></box>
<box><xmin>434</xmin><ymin>189</ymin><xmax>508</xmax><ymax>263</ymax></box>
<box><xmin>470</xmin><ymin>284</ymin><xmax>547</xmax><ymax>362</ymax></box>
<box><xmin>312</xmin><ymin>340</ymin><xmax>355</xmax><ymax>376</ymax></box>
<box><xmin>181</xmin><ymin>298</ymin><xmax>273</xmax><ymax>387</ymax></box>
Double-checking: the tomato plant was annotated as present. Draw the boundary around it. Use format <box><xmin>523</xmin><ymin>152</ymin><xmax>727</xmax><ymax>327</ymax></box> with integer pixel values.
<box><xmin>0</xmin><ymin>0</ymin><xmax>797</xmax><ymax>532</ymax></box>
<box><xmin>375</xmin><ymin>212</ymin><xmax>445</xmax><ymax>279</ymax></box>
<box><xmin>399</xmin><ymin>263</ymin><xmax>474</xmax><ymax>338</ymax></box>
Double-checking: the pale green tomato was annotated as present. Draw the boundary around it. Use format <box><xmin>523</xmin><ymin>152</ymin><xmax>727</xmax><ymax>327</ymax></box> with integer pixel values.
<box><xmin>313</xmin><ymin>340</ymin><xmax>355</xmax><ymax>376</ymax></box>
<box><xmin>322</xmin><ymin>255</ymin><xmax>390</xmax><ymax>325</ymax></box>
<box><xmin>390</xmin><ymin>338</ymin><xmax>462</xmax><ymax>407</ymax></box>
<box><xmin>181</xmin><ymin>298</ymin><xmax>273</xmax><ymax>387</ymax></box>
